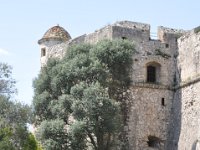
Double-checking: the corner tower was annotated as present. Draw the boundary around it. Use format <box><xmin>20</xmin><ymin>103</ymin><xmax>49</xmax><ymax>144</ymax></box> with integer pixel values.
<box><xmin>38</xmin><ymin>25</ymin><xmax>71</xmax><ymax>67</ymax></box>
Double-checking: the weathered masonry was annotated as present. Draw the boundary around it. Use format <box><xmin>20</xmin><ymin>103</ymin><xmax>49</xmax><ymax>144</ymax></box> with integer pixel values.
<box><xmin>38</xmin><ymin>21</ymin><xmax>200</xmax><ymax>150</ymax></box>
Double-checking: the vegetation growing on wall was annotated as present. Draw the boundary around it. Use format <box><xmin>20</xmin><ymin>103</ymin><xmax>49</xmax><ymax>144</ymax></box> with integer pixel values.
<box><xmin>33</xmin><ymin>39</ymin><xmax>135</xmax><ymax>150</ymax></box>
<box><xmin>194</xmin><ymin>26</ymin><xmax>200</xmax><ymax>33</ymax></box>
<box><xmin>155</xmin><ymin>49</ymin><xmax>171</xmax><ymax>59</ymax></box>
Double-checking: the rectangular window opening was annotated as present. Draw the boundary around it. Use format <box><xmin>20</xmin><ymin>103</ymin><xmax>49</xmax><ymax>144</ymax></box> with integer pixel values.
<box><xmin>122</xmin><ymin>36</ymin><xmax>127</xmax><ymax>40</ymax></box>
<box><xmin>147</xmin><ymin>66</ymin><xmax>156</xmax><ymax>83</ymax></box>
<box><xmin>161</xmin><ymin>98</ymin><xmax>165</xmax><ymax>106</ymax></box>
<box><xmin>41</xmin><ymin>48</ymin><xmax>46</xmax><ymax>57</ymax></box>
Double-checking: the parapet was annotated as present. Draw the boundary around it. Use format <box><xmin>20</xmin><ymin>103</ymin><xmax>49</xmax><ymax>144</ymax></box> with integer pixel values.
<box><xmin>69</xmin><ymin>34</ymin><xmax>86</xmax><ymax>45</ymax></box>
<box><xmin>193</xmin><ymin>26</ymin><xmax>200</xmax><ymax>33</ymax></box>
<box><xmin>113</xmin><ymin>21</ymin><xmax>150</xmax><ymax>31</ymax></box>
<box><xmin>68</xmin><ymin>21</ymin><xmax>151</xmax><ymax>44</ymax></box>
<box><xmin>112</xmin><ymin>21</ymin><xmax>150</xmax><ymax>42</ymax></box>
<box><xmin>157</xmin><ymin>26</ymin><xmax>185</xmax><ymax>43</ymax></box>
<box><xmin>178</xmin><ymin>26</ymin><xmax>200</xmax><ymax>43</ymax></box>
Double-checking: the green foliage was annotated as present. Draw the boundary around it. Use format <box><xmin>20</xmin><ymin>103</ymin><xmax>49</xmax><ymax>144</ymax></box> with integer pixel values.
<box><xmin>0</xmin><ymin>127</ymin><xmax>15</xmax><ymax>150</ymax></box>
<box><xmin>23</xmin><ymin>133</ymin><xmax>42</xmax><ymax>150</ymax></box>
<box><xmin>92</xmin><ymin>40</ymin><xmax>134</xmax><ymax>86</ymax></box>
<box><xmin>0</xmin><ymin>62</ymin><xmax>38</xmax><ymax>150</ymax></box>
<box><xmin>0</xmin><ymin>95</ymin><xmax>37</xmax><ymax>150</ymax></box>
<box><xmin>71</xmin><ymin>82</ymin><xmax>121</xmax><ymax>150</ymax></box>
<box><xmin>50</xmin><ymin>94</ymin><xmax>73</xmax><ymax>123</ymax></box>
<box><xmin>69</xmin><ymin>121</ymin><xmax>87</xmax><ymax>150</ymax></box>
<box><xmin>33</xmin><ymin>39</ymin><xmax>135</xmax><ymax>150</ymax></box>
<box><xmin>36</xmin><ymin>119</ymin><xmax>67</xmax><ymax>150</ymax></box>
<box><xmin>72</xmin><ymin>82</ymin><xmax>120</xmax><ymax>131</ymax></box>
<box><xmin>0</xmin><ymin>63</ymin><xmax>16</xmax><ymax>97</ymax></box>
<box><xmin>0</xmin><ymin>95</ymin><xmax>32</xmax><ymax>126</ymax></box>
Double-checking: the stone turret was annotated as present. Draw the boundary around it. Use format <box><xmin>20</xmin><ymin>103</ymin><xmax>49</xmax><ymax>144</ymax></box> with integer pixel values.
<box><xmin>38</xmin><ymin>25</ymin><xmax>71</xmax><ymax>67</ymax></box>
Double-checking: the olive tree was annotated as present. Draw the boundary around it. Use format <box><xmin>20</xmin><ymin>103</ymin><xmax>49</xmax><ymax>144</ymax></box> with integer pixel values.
<box><xmin>33</xmin><ymin>39</ymin><xmax>135</xmax><ymax>150</ymax></box>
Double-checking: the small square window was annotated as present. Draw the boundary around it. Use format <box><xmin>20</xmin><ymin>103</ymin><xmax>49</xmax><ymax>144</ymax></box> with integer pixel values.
<box><xmin>41</xmin><ymin>48</ymin><xmax>46</xmax><ymax>57</ymax></box>
<box><xmin>122</xmin><ymin>37</ymin><xmax>127</xmax><ymax>40</ymax></box>
<box><xmin>165</xmin><ymin>44</ymin><xmax>169</xmax><ymax>48</ymax></box>
<box><xmin>147</xmin><ymin>136</ymin><xmax>161</xmax><ymax>148</ymax></box>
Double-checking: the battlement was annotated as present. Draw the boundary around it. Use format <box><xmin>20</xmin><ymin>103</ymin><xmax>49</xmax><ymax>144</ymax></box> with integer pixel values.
<box><xmin>67</xmin><ymin>21</ymin><xmax>187</xmax><ymax>45</ymax></box>
<box><xmin>111</xmin><ymin>21</ymin><xmax>186</xmax><ymax>44</ymax></box>
<box><xmin>109</xmin><ymin>21</ymin><xmax>150</xmax><ymax>42</ymax></box>
<box><xmin>68</xmin><ymin>21</ymin><xmax>151</xmax><ymax>44</ymax></box>
<box><xmin>157</xmin><ymin>26</ymin><xmax>185</xmax><ymax>43</ymax></box>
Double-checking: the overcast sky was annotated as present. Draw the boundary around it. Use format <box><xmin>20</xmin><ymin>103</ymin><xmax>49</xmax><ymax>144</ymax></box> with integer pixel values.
<box><xmin>0</xmin><ymin>0</ymin><xmax>199</xmax><ymax>105</ymax></box>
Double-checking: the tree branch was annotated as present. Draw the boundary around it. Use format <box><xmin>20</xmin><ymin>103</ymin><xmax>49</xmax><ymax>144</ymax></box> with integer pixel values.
<box><xmin>86</xmin><ymin>129</ymin><xmax>97</xmax><ymax>150</ymax></box>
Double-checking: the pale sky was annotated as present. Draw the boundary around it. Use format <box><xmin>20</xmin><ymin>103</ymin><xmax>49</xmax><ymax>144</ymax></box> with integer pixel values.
<box><xmin>0</xmin><ymin>0</ymin><xmax>199</xmax><ymax>105</ymax></box>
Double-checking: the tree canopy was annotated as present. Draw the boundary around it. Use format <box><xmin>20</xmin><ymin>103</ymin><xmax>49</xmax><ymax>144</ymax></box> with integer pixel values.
<box><xmin>0</xmin><ymin>63</ymin><xmax>39</xmax><ymax>150</ymax></box>
<box><xmin>33</xmin><ymin>39</ymin><xmax>135</xmax><ymax>150</ymax></box>
<box><xmin>0</xmin><ymin>63</ymin><xmax>16</xmax><ymax>97</ymax></box>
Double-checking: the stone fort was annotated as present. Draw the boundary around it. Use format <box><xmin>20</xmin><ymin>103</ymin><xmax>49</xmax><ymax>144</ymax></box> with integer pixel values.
<box><xmin>38</xmin><ymin>21</ymin><xmax>200</xmax><ymax>150</ymax></box>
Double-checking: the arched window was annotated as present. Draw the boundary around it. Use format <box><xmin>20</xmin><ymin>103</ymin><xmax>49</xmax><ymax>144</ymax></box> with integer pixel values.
<box><xmin>146</xmin><ymin>62</ymin><xmax>161</xmax><ymax>83</ymax></box>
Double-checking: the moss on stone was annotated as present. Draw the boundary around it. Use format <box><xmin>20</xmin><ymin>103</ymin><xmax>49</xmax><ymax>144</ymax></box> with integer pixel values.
<box><xmin>155</xmin><ymin>49</ymin><xmax>171</xmax><ymax>59</ymax></box>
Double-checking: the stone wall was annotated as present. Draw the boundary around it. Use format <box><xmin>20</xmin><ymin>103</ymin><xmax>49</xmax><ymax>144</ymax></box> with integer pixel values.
<box><xmin>172</xmin><ymin>28</ymin><xmax>200</xmax><ymax>150</ymax></box>
<box><xmin>177</xmin><ymin>83</ymin><xmax>200</xmax><ymax>150</ymax></box>
<box><xmin>113</xmin><ymin>21</ymin><xmax>150</xmax><ymax>30</ymax></box>
<box><xmin>39</xmin><ymin>39</ymin><xmax>66</xmax><ymax>67</ymax></box>
<box><xmin>112</xmin><ymin>25</ymin><xmax>150</xmax><ymax>42</ymax></box>
<box><xmin>69</xmin><ymin>34</ymin><xmax>86</xmax><ymax>45</ymax></box>
<box><xmin>178</xmin><ymin>29</ymin><xmax>200</xmax><ymax>83</ymax></box>
<box><xmin>85</xmin><ymin>25</ymin><xmax>113</xmax><ymax>44</ymax></box>
<box><xmin>127</xmin><ymin>32</ymin><xmax>177</xmax><ymax>149</ymax></box>
<box><xmin>127</xmin><ymin>86</ymin><xmax>174</xmax><ymax>150</ymax></box>
<box><xmin>157</xmin><ymin>26</ymin><xmax>185</xmax><ymax>56</ymax></box>
<box><xmin>38</xmin><ymin>21</ymin><xmax>180</xmax><ymax>150</ymax></box>
<box><xmin>38</xmin><ymin>21</ymin><xmax>200</xmax><ymax>150</ymax></box>
<box><xmin>131</xmin><ymin>44</ymin><xmax>175</xmax><ymax>86</ymax></box>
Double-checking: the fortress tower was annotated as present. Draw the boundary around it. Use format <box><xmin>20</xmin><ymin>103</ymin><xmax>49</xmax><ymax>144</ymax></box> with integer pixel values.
<box><xmin>38</xmin><ymin>25</ymin><xmax>71</xmax><ymax>67</ymax></box>
<box><xmin>38</xmin><ymin>21</ymin><xmax>200</xmax><ymax>150</ymax></box>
